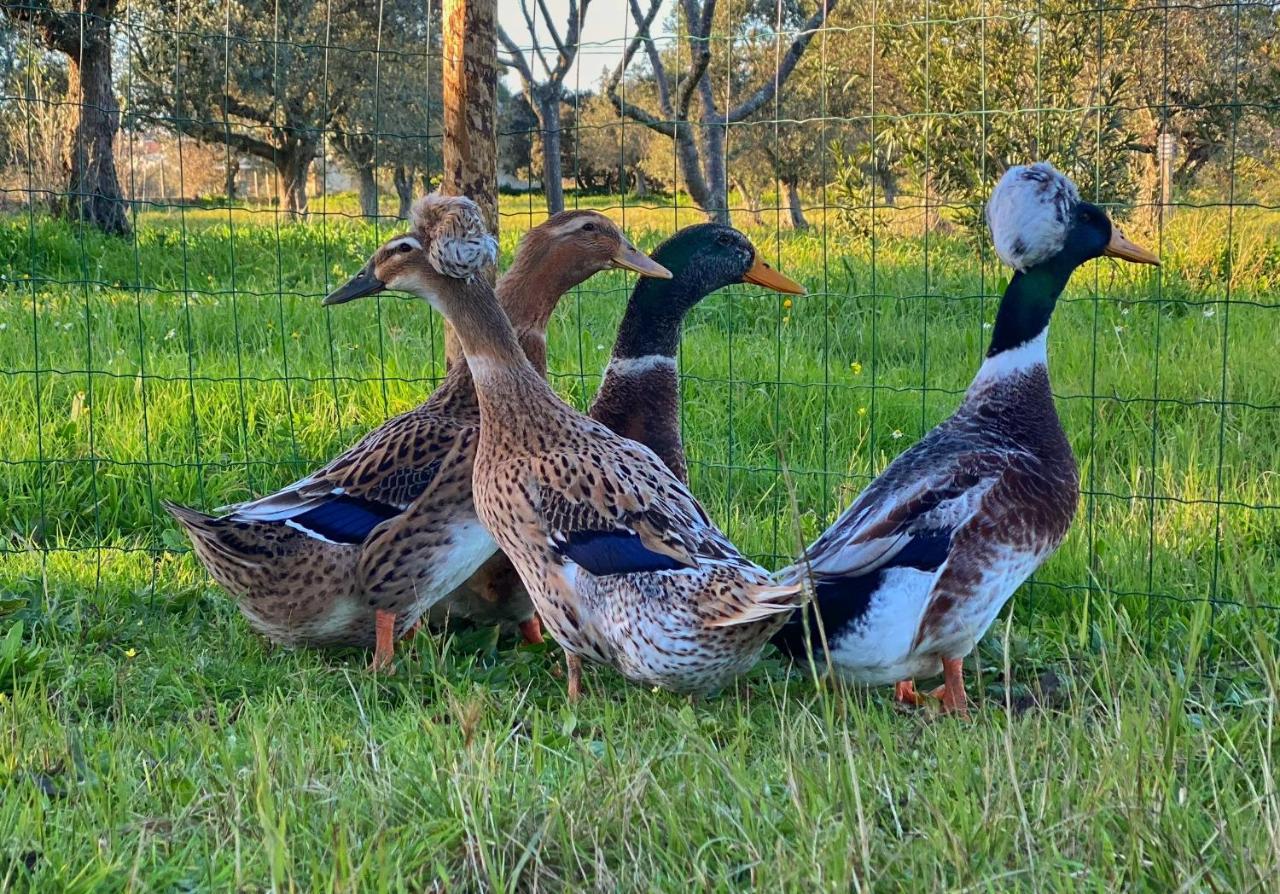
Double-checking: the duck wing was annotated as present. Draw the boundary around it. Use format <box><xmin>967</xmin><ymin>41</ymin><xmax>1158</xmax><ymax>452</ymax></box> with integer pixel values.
<box><xmin>510</xmin><ymin>438</ymin><xmax>742</xmax><ymax>578</ymax></box>
<box><xmin>788</xmin><ymin>443</ymin><xmax>1008</xmax><ymax>585</ymax></box>
<box><xmin>227</xmin><ymin>404</ymin><xmax>470</xmax><ymax>545</ymax></box>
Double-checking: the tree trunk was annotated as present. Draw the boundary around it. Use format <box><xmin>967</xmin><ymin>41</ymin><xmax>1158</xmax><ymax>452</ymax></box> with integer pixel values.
<box><xmin>64</xmin><ymin>28</ymin><xmax>129</xmax><ymax>236</ymax></box>
<box><xmin>674</xmin><ymin>128</ymin><xmax>716</xmax><ymax>217</ymax></box>
<box><xmin>394</xmin><ymin>164</ymin><xmax>415</xmax><ymax>218</ymax></box>
<box><xmin>225</xmin><ymin>156</ymin><xmax>239</xmax><ymax>200</ymax></box>
<box><xmin>538</xmin><ymin>94</ymin><xmax>565</xmax><ymax>214</ymax></box>
<box><xmin>733</xmin><ymin>175</ymin><xmax>764</xmax><ymax>227</ymax></box>
<box><xmin>277</xmin><ymin>146</ymin><xmax>313</xmax><ymax>220</ymax></box>
<box><xmin>696</xmin><ymin>80</ymin><xmax>729</xmax><ymax>224</ymax></box>
<box><xmin>786</xmin><ymin>180</ymin><xmax>808</xmax><ymax>230</ymax></box>
<box><xmin>442</xmin><ymin>0</ymin><xmax>499</xmax><ymax>366</ymax></box>
<box><xmin>356</xmin><ymin>164</ymin><xmax>379</xmax><ymax>218</ymax></box>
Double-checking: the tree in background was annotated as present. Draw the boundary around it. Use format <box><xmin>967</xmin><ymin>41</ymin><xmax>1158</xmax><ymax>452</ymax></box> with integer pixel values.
<box><xmin>1</xmin><ymin>0</ymin><xmax>129</xmax><ymax>234</ymax></box>
<box><xmin>606</xmin><ymin>0</ymin><xmax>837</xmax><ymax>224</ymax></box>
<box><xmin>132</xmin><ymin>0</ymin><xmax>381</xmax><ymax>219</ymax></box>
<box><xmin>330</xmin><ymin>0</ymin><xmax>443</xmax><ymax>219</ymax></box>
<box><xmin>497</xmin><ymin>0</ymin><xmax>592</xmax><ymax>214</ymax></box>
<box><xmin>576</xmin><ymin>91</ymin><xmax>654</xmax><ymax>197</ymax></box>
<box><xmin>497</xmin><ymin>82</ymin><xmax>538</xmax><ymax>187</ymax></box>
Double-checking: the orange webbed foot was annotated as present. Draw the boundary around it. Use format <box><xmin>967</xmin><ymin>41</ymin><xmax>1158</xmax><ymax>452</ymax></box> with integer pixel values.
<box><xmin>929</xmin><ymin>657</ymin><xmax>970</xmax><ymax>718</ymax></box>
<box><xmin>894</xmin><ymin>679</ymin><xmax>927</xmax><ymax>707</ymax></box>
<box><xmin>369</xmin><ymin>609</ymin><xmax>397</xmax><ymax>674</ymax></box>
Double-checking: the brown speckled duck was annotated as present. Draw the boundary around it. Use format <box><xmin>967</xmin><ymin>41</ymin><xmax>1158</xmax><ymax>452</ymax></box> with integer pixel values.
<box><xmin>329</xmin><ymin>193</ymin><xmax>806</xmax><ymax>698</ymax></box>
<box><xmin>164</xmin><ymin>201</ymin><xmax>669</xmax><ymax>671</ymax></box>
<box><xmin>771</xmin><ymin>163</ymin><xmax>1159</xmax><ymax>716</ymax></box>
<box><xmin>431</xmin><ymin>223</ymin><xmax>804</xmax><ymax>642</ymax></box>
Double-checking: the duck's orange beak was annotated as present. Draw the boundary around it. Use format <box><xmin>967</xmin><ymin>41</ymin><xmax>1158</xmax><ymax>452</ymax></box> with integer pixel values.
<box><xmin>1103</xmin><ymin>229</ymin><xmax>1160</xmax><ymax>266</ymax></box>
<box><xmin>741</xmin><ymin>254</ymin><xmax>805</xmax><ymax>294</ymax></box>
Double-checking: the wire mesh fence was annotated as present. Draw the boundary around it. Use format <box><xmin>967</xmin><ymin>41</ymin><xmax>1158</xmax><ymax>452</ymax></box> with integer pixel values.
<box><xmin>1</xmin><ymin>0</ymin><xmax>1278</xmax><ymax>657</ymax></box>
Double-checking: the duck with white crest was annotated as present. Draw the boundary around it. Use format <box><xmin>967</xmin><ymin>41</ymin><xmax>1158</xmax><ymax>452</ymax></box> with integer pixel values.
<box><xmin>771</xmin><ymin>162</ymin><xmax>1159</xmax><ymax>716</ymax></box>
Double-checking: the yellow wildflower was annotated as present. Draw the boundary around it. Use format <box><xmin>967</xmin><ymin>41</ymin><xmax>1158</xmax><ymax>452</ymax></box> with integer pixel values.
<box><xmin>850</xmin><ymin>361</ymin><xmax>863</xmax><ymax>375</ymax></box>
<box><xmin>857</xmin><ymin>406</ymin><xmax>867</xmax><ymax>417</ymax></box>
<box><xmin>124</xmin><ymin>648</ymin><xmax>138</xmax><ymax>659</ymax></box>
<box><xmin>782</xmin><ymin>298</ymin><xmax>793</xmax><ymax>310</ymax></box>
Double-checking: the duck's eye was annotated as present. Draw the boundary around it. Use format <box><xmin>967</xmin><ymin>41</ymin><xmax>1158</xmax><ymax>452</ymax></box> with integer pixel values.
<box><xmin>581</xmin><ymin>222</ymin><xmax>596</xmax><ymax>232</ymax></box>
<box><xmin>716</xmin><ymin>233</ymin><xmax>733</xmax><ymax>246</ymax></box>
<box><xmin>397</xmin><ymin>242</ymin><xmax>414</xmax><ymax>254</ymax></box>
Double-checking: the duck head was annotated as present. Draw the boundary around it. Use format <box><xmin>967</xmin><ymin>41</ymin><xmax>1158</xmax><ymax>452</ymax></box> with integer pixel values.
<box><xmin>648</xmin><ymin>222</ymin><xmax>804</xmax><ymax>308</ymax></box>
<box><xmin>515</xmin><ymin>209</ymin><xmax>671</xmax><ymax>283</ymax></box>
<box><xmin>610</xmin><ymin>223</ymin><xmax>804</xmax><ymax>357</ymax></box>
<box><xmin>324</xmin><ymin>193</ymin><xmax>498</xmax><ymax>308</ymax></box>
<box><xmin>982</xmin><ymin>163</ymin><xmax>1158</xmax><ymax>357</ymax></box>
<box><xmin>986</xmin><ymin>162</ymin><xmax>1159</xmax><ymax>274</ymax></box>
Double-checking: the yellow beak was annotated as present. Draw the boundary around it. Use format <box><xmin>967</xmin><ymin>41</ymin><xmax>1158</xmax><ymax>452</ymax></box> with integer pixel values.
<box><xmin>1103</xmin><ymin>229</ymin><xmax>1160</xmax><ymax>266</ymax></box>
<box><xmin>741</xmin><ymin>254</ymin><xmax>806</xmax><ymax>295</ymax></box>
<box><xmin>611</xmin><ymin>243</ymin><xmax>672</xmax><ymax>279</ymax></box>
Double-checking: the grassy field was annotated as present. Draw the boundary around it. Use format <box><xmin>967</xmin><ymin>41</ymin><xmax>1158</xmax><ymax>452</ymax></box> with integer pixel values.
<box><xmin>2</xmin><ymin>191</ymin><xmax>1280</xmax><ymax>890</ymax></box>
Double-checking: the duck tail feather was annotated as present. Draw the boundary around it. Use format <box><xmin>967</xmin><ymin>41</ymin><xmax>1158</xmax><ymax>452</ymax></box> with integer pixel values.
<box><xmin>705</xmin><ymin>581</ymin><xmax>807</xmax><ymax>628</ymax></box>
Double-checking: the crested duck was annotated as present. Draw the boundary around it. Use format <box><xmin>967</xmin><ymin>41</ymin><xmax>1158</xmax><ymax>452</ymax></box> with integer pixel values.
<box><xmin>328</xmin><ymin>193</ymin><xmax>805</xmax><ymax>697</ymax></box>
<box><xmin>771</xmin><ymin>162</ymin><xmax>1159</xmax><ymax>715</ymax></box>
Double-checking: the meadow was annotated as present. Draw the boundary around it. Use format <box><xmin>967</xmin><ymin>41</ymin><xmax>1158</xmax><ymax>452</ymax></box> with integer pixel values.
<box><xmin>2</xmin><ymin>192</ymin><xmax>1279</xmax><ymax>890</ymax></box>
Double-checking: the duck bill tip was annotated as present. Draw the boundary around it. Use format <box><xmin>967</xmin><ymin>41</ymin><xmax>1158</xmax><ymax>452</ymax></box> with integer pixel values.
<box><xmin>1103</xmin><ymin>230</ymin><xmax>1160</xmax><ymax>266</ymax></box>
<box><xmin>324</xmin><ymin>268</ymin><xmax>386</xmax><ymax>305</ymax></box>
<box><xmin>742</xmin><ymin>254</ymin><xmax>805</xmax><ymax>295</ymax></box>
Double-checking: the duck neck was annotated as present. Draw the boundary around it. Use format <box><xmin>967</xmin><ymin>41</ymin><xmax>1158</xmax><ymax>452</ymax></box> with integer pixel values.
<box><xmin>588</xmin><ymin>276</ymin><xmax>693</xmax><ymax>482</ymax></box>
<box><xmin>973</xmin><ymin>262</ymin><xmax>1071</xmax><ymax>386</ymax></box>
<box><xmin>431</xmin><ymin>278</ymin><xmax>551</xmax><ymax>411</ymax></box>
<box><xmin>613</xmin><ymin>275</ymin><xmax>695</xmax><ymax>359</ymax></box>
<box><xmin>444</xmin><ymin>237</ymin><xmax>580</xmax><ymax>376</ymax></box>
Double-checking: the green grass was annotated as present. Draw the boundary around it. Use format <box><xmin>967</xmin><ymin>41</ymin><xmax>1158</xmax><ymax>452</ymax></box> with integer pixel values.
<box><xmin>2</xmin><ymin>193</ymin><xmax>1280</xmax><ymax>889</ymax></box>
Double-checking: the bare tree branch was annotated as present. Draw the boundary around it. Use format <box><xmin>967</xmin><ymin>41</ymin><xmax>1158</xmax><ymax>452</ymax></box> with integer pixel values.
<box><xmin>726</xmin><ymin>0</ymin><xmax>838</xmax><ymax>124</ymax></box>
<box><xmin>549</xmin><ymin>0</ymin><xmax>590</xmax><ymax>84</ymax></box>
<box><xmin>675</xmin><ymin>0</ymin><xmax>715</xmax><ymax>118</ymax></box>
<box><xmin>496</xmin><ymin>24</ymin><xmax>538</xmax><ymax>87</ymax></box>
<box><xmin>536</xmin><ymin>0</ymin><xmax>566</xmax><ymax>61</ymax></box>
<box><xmin>605</xmin><ymin>0</ymin><xmax>671</xmax><ymax>125</ymax></box>
<box><xmin>517</xmin><ymin>0</ymin><xmax>553</xmax><ymax>80</ymax></box>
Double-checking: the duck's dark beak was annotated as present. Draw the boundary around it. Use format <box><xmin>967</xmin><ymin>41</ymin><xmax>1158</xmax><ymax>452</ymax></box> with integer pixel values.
<box><xmin>1103</xmin><ymin>229</ymin><xmax>1160</xmax><ymax>266</ymax></box>
<box><xmin>610</xmin><ymin>243</ymin><xmax>672</xmax><ymax>279</ymax></box>
<box><xmin>324</xmin><ymin>262</ymin><xmax>386</xmax><ymax>305</ymax></box>
<box><xmin>742</xmin><ymin>254</ymin><xmax>805</xmax><ymax>295</ymax></box>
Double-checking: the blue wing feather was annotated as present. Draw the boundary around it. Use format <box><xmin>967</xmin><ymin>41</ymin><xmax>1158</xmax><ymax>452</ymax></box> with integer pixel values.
<box><xmin>287</xmin><ymin>496</ymin><xmax>401</xmax><ymax>544</ymax></box>
<box><xmin>556</xmin><ymin>529</ymin><xmax>688</xmax><ymax>576</ymax></box>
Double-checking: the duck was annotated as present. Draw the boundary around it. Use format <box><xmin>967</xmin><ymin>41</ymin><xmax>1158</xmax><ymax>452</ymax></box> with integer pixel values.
<box><xmin>164</xmin><ymin>205</ymin><xmax>670</xmax><ymax>671</ymax></box>
<box><xmin>588</xmin><ymin>223</ymin><xmax>804</xmax><ymax>483</ymax></box>
<box><xmin>771</xmin><ymin>162</ymin><xmax>1159</xmax><ymax>716</ymax></box>
<box><xmin>428</xmin><ymin>223</ymin><xmax>804</xmax><ymax>636</ymax></box>
<box><xmin>327</xmin><ymin>193</ymin><xmax>807</xmax><ymax>698</ymax></box>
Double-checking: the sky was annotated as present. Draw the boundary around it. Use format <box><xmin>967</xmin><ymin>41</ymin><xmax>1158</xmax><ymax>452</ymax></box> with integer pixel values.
<box><xmin>496</xmin><ymin>0</ymin><xmax>674</xmax><ymax>93</ymax></box>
